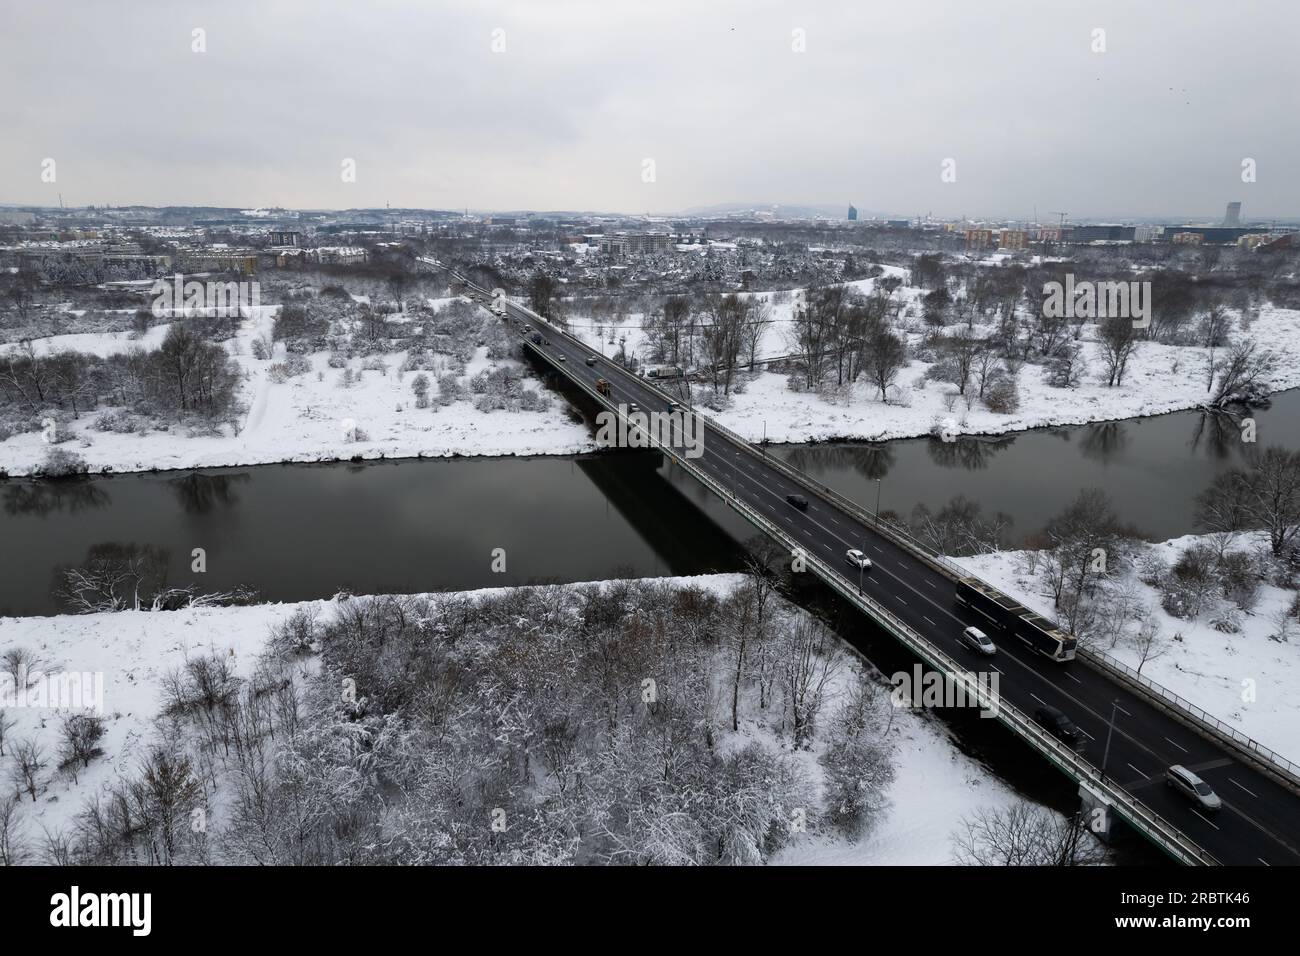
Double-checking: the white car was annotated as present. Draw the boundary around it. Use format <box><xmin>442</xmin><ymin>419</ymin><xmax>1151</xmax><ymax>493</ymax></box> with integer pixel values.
<box><xmin>1165</xmin><ymin>765</ymin><xmax>1222</xmax><ymax>812</ymax></box>
<box><xmin>845</xmin><ymin>549</ymin><xmax>872</xmax><ymax>570</ymax></box>
<box><xmin>961</xmin><ymin>626</ymin><xmax>997</xmax><ymax>656</ymax></box>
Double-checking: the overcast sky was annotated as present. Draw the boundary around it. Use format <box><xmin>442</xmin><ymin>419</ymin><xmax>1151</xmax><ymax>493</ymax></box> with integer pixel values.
<box><xmin>2</xmin><ymin>0</ymin><xmax>1297</xmax><ymax>219</ymax></box>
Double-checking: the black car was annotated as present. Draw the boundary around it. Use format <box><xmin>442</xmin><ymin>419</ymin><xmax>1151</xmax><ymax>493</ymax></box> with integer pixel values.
<box><xmin>785</xmin><ymin>494</ymin><xmax>809</xmax><ymax>511</ymax></box>
<box><xmin>1034</xmin><ymin>705</ymin><xmax>1079</xmax><ymax>744</ymax></box>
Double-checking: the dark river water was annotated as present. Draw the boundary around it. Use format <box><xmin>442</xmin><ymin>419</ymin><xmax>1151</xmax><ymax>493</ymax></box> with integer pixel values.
<box><xmin>2</xmin><ymin>390</ymin><xmax>1297</xmax><ymax>617</ymax></box>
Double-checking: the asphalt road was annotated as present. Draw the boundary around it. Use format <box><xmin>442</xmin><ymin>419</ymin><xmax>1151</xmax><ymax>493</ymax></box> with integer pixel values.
<box><xmin>492</xmin><ymin>297</ymin><xmax>1300</xmax><ymax>866</ymax></box>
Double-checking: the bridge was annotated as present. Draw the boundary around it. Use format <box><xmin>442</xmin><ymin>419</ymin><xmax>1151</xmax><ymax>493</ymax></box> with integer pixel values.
<box><xmin>419</xmin><ymin>258</ymin><xmax>1300</xmax><ymax>866</ymax></box>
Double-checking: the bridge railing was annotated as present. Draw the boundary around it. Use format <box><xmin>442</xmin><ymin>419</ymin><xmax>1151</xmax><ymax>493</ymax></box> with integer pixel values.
<box><xmin>467</xmin><ymin>283</ymin><xmax>1300</xmax><ymax>800</ymax></box>
<box><xmin>506</xmin><ymin>313</ymin><xmax>1217</xmax><ymax>866</ymax></box>
<box><xmin>628</xmin><ymin>379</ymin><xmax>1300</xmax><ymax>792</ymax></box>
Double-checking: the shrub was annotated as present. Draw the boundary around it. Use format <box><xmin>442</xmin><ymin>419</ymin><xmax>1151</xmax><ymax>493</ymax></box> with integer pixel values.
<box><xmin>33</xmin><ymin>446</ymin><xmax>89</xmax><ymax>478</ymax></box>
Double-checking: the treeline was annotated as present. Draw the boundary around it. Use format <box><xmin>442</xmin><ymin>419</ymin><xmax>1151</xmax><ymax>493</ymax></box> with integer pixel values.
<box><xmin>1</xmin><ymin>576</ymin><xmax>897</xmax><ymax>865</ymax></box>
<box><xmin>0</xmin><ymin>324</ymin><xmax>242</xmax><ymax>439</ymax></box>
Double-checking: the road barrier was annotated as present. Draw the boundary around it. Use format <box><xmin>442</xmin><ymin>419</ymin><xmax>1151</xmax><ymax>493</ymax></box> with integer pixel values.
<box><xmin>476</xmin><ymin>290</ymin><xmax>1218</xmax><ymax>866</ymax></box>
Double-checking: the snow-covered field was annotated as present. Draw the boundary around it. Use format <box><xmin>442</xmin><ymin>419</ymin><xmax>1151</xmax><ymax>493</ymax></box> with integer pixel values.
<box><xmin>8</xmin><ymin>271</ymin><xmax>1300</xmax><ymax>474</ymax></box>
<box><xmin>0</xmin><ymin>306</ymin><xmax>596</xmax><ymax>477</ymax></box>
<box><xmin>0</xmin><ymin>574</ymin><xmax>1026</xmax><ymax>865</ymax></box>
<box><xmin>572</xmin><ymin>292</ymin><xmax>1300</xmax><ymax>445</ymax></box>
<box><xmin>958</xmin><ymin>532</ymin><xmax>1300</xmax><ymax>763</ymax></box>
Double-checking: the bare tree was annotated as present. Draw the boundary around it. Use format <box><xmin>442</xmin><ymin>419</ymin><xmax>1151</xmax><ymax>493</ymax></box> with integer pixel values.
<box><xmin>1097</xmin><ymin>314</ymin><xmax>1140</xmax><ymax>387</ymax></box>
<box><xmin>0</xmin><ymin>794</ymin><xmax>29</xmax><ymax>865</ymax></box>
<box><xmin>10</xmin><ymin>738</ymin><xmax>45</xmax><ymax>802</ymax></box>
<box><xmin>781</xmin><ymin>617</ymin><xmax>840</xmax><ymax>748</ymax></box>
<box><xmin>952</xmin><ymin>801</ymin><xmax>1106</xmax><ymax>866</ymax></box>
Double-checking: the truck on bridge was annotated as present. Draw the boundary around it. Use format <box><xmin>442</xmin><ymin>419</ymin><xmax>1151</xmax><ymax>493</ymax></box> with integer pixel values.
<box><xmin>955</xmin><ymin>577</ymin><xmax>1077</xmax><ymax>662</ymax></box>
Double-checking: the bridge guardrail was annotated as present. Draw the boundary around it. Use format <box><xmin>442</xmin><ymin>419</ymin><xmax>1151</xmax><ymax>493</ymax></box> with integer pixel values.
<box><xmin>620</xmin><ymin>372</ymin><xmax>1300</xmax><ymax>793</ymax></box>
<box><xmin>493</xmin><ymin>300</ymin><xmax>1217</xmax><ymax>866</ymax></box>
<box><xmin>457</xmin><ymin>272</ymin><xmax>1297</xmax><ymax>807</ymax></box>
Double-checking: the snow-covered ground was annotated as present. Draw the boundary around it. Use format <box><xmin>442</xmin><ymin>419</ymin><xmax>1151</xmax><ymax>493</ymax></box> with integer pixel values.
<box><xmin>566</xmin><ymin>276</ymin><xmax>1300</xmax><ymax>446</ymax></box>
<box><xmin>0</xmin><ymin>574</ymin><xmax>1027</xmax><ymax>864</ymax></box>
<box><xmin>8</xmin><ymin>271</ymin><xmax>1300</xmax><ymax>474</ymax></box>
<box><xmin>0</xmin><ymin>305</ymin><xmax>596</xmax><ymax>477</ymax></box>
<box><xmin>957</xmin><ymin>532</ymin><xmax>1300</xmax><ymax>763</ymax></box>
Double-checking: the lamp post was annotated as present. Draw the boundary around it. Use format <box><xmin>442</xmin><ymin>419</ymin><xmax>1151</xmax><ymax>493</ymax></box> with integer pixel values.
<box><xmin>1100</xmin><ymin>699</ymin><xmax>1120</xmax><ymax>781</ymax></box>
<box><xmin>874</xmin><ymin>478</ymin><xmax>883</xmax><ymax>524</ymax></box>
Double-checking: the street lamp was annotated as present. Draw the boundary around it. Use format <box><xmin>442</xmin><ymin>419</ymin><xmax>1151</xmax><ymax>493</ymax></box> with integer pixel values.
<box><xmin>874</xmin><ymin>478</ymin><xmax>883</xmax><ymax>523</ymax></box>
<box><xmin>1100</xmin><ymin>699</ymin><xmax>1120</xmax><ymax>781</ymax></box>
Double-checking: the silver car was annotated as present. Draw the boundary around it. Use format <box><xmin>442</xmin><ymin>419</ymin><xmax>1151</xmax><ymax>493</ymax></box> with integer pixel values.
<box><xmin>961</xmin><ymin>626</ymin><xmax>996</xmax><ymax>656</ymax></box>
<box><xmin>1165</xmin><ymin>765</ymin><xmax>1222</xmax><ymax>812</ymax></box>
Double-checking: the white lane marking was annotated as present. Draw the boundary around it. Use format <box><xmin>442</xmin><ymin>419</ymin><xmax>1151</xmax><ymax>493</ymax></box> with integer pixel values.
<box><xmin>925</xmin><ymin>580</ymin><xmax>937</xmax><ymax>588</ymax></box>
<box><xmin>1259</xmin><ymin>857</ymin><xmax>1271</xmax><ymax>866</ymax></box>
<box><xmin>989</xmin><ymin>665</ymin><xmax>1003</xmax><ymax>675</ymax></box>
<box><xmin>1228</xmin><ymin>778</ymin><xmax>1259</xmax><ymax>799</ymax></box>
<box><xmin>1163</xmin><ymin>736</ymin><xmax>1188</xmax><ymax>754</ymax></box>
<box><xmin>923</xmin><ymin>616</ymin><xmax>937</xmax><ymax>627</ymax></box>
<box><xmin>895</xmin><ymin>596</ymin><xmax>907</xmax><ymax>606</ymax></box>
<box><xmin>1078</xmin><ymin>727</ymin><xmax>1095</xmax><ymax>741</ymax></box>
<box><xmin>1030</xmin><ymin>693</ymin><xmax>1047</xmax><ymax>706</ymax></box>
<box><xmin>1115</xmin><ymin>704</ymin><xmax>1132</xmax><ymax>718</ymax></box>
<box><xmin>1126</xmin><ymin>762</ymin><xmax>1146</xmax><ymax>778</ymax></box>
<box><xmin>1191</xmin><ymin>809</ymin><xmax>1221</xmax><ymax>831</ymax></box>
<box><xmin>1064</xmin><ymin>671</ymin><xmax>1083</xmax><ymax>684</ymax></box>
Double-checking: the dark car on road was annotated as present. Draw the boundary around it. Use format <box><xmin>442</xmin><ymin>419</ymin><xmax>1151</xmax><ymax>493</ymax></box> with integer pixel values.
<box><xmin>1034</xmin><ymin>705</ymin><xmax>1080</xmax><ymax>744</ymax></box>
<box><xmin>785</xmin><ymin>494</ymin><xmax>809</xmax><ymax>511</ymax></box>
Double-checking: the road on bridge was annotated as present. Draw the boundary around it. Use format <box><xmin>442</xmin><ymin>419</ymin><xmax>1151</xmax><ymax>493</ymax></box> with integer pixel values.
<box><xmin>472</xmin><ymin>288</ymin><xmax>1300</xmax><ymax>866</ymax></box>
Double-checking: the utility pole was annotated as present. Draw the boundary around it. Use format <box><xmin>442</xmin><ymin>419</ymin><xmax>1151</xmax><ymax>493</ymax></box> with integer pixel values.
<box><xmin>1100</xmin><ymin>699</ymin><xmax>1120</xmax><ymax>781</ymax></box>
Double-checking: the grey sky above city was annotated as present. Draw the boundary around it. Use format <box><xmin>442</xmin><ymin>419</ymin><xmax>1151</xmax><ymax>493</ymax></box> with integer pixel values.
<box><xmin>3</xmin><ymin>0</ymin><xmax>1298</xmax><ymax>219</ymax></box>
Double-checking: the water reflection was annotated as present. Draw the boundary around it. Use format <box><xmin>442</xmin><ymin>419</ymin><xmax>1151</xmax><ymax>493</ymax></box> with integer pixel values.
<box><xmin>1188</xmin><ymin>410</ymin><xmax>1244</xmax><ymax>460</ymax></box>
<box><xmin>925</xmin><ymin>435</ymin><xmax>1014</xmax><ymax>470</ymax></box>
<box><xmin>168</xmin><ymin>471</ymin><xmax>250</xmax><ymax>514</ymax></box>
<box><xmin>3</xmin><ymin>479</ymin><xmax>110</xmax><ymax>517</ymax></box>
<box><xmin>1079</xmin><ymin>422</ymin><xmax>1130</xmax><ymax>464</ymax></box>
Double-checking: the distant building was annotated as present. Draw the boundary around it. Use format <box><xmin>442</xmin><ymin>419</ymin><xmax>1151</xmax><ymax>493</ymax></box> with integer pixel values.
<box><xmin>269</xmin><ymin>230</ymin><xmax>302</xmax><ymax>247</ymax></box>
<box><xmin>1165</xmin><ymin>225</ymin><xmax>1257</xmax><ymax>244</ymax></box>
<box><xmin>1224</xmin><ymin>202</ymin><xmax>1242</xmax><ymax>226</ymax></box>
<box><xmin>312</xmin><ymin>246</ymin><xmax>367</xmax><ymax>265</ymax></box>
<box><xmin>885</xmin><ymin>219</ymin><xmax>910</xmax><ymax>229</ymax></box>
<box><xmin>964</xmin><ymin>228</ymin><xmax>992</xmax><ymax>250</ymax></box>
<box><xmin>598</xmin><ymin>233</ymin><xmax>673</xmax><ymax>258</ymax></box>
<box><xmin>847</xmin><ymin>205</ymin><xmax>858</xmax><ymax>221</ymax></box>
<box><xmin>1070</xmin><ymin>224</ymin><xmax>1136</xmax><ymax>243</ymax></box>
<box><xmin>1237</xmin><ymin>233</ymin><xmax>1271</xmax><ymax>250</ymax></box>
<box><xmin>1172</xmin><ymin>231</ymin><xmax>1204</xmax><ymax>245</ymax></box>
<box><xmin>997</xmin><ymin>229</ymin><xmax>1028</xmax><ymax>250</ymax></box>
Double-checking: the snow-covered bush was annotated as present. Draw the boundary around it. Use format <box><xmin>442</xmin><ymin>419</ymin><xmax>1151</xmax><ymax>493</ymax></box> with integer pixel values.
<box><xmin>33</xmin><ymin>446</ymin><xmax>89</xmax><ymax>478</ymax></box>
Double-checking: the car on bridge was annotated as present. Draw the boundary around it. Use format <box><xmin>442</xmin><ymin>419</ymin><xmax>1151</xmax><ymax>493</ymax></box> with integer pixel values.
<box><xmin>845</xmin><ymin>549</ymin><xmax>872</xmax><ymax>570</ymax></box>
<box><xmin>960</xmin><ymin>626</ymin><xmax>997</xmax><ymax>656</ymax></box>
<box><xmin>585</xmin><ymin>356</ymin><xmax>597</xmax><ymax>367</ymax></box>
<box><xmin>785</xmin><ymin>494</ymin><xmax>809</xmax><ymax>511</ymax></box>
<box><xmin>1033</xmin><ymin>705</ymin><xmax>1080</xmax><ymax>744</ymax></box>
<box><xmin>1165</xmin><ymin>765</ymin><xmax>1222</xmax><ymax>812</ymax></box>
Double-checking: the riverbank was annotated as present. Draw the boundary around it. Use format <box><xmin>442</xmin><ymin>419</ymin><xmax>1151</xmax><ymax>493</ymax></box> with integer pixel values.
<box><xmin>0</xmin><ymin>573</ymin><xmax>1029</xmax><ymax>865</ymax></box>
<box><xmin>957</xmin><ymin>531</ymin><xmax>1300</xmax><ymax>763</ymax></box>
<box><xmin>4</xmin><ymin>294</ymin><xmax>1300</xmax><ymax>478</ymax></box>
